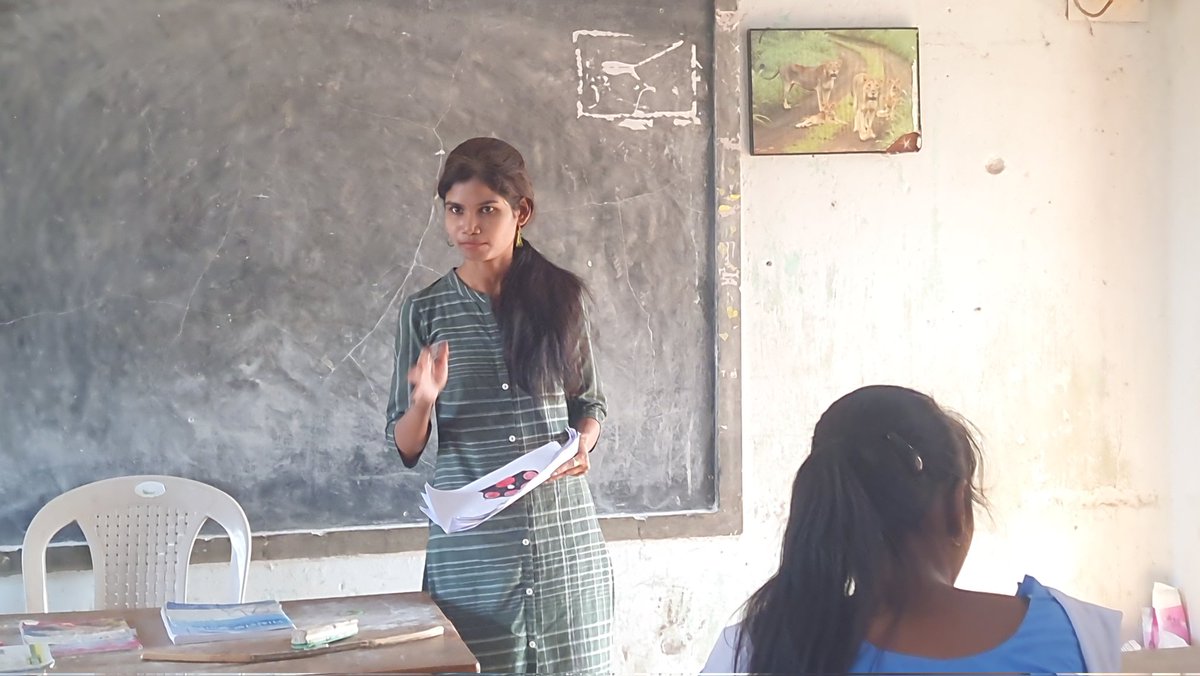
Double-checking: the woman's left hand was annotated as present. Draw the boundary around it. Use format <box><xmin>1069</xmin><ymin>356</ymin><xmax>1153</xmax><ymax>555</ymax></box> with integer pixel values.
<box><xmin>552</xmin><ymin>449</ymin><xmax>590</xmax><ymax>480</ymax></box>
<box><xmin>550</xmin><ymin>445</ymin><xmax>589</xmax><ymax>480</ymax></box>
<box><xmin>551</xmin><ymin>418</ymin><xmax>599</xmax><ymax>481</ymax></box>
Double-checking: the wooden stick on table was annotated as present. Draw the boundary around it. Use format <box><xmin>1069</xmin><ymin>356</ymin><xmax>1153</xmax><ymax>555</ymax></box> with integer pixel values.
<box><xmin>141</xmin><ymin>625</ymin><xmax>445</xmax><ymax>664</ymax></box>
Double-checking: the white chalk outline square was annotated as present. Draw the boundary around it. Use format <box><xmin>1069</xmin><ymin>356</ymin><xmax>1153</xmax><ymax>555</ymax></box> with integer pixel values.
<box><xmin>573</xmin><ymin>30</ymin><xmax>700</xmax><ymax>126</ymax></box>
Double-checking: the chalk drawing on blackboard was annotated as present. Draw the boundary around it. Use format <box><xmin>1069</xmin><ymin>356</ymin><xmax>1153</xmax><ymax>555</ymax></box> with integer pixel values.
<box><xmin>573</xmin><ymin>30</ymin><xmax>700</xmax><ymax>131</ymax></box>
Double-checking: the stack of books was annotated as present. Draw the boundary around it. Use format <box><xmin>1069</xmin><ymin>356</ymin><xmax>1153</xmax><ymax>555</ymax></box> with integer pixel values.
<box><xmin>160</xmin><ymin>600</ymin><xmax>295</xmax><ymax>645</ymax></box>
<box><xmin>18</xmin><ymin>617</ymin><xmax>141</xmax><ymax>656</ymax></box>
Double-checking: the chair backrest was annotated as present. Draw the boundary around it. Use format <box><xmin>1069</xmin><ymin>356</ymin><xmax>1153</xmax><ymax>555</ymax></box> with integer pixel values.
<box><xmin>21</xmin><ymin>475</ymin><xmax>251</xmax><ymax>612</ymax></box>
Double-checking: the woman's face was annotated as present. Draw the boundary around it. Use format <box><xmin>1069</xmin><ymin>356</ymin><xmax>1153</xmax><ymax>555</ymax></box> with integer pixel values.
<box><xmin>443</xmin><ymin>178</ymin><xmax>529</xmax><ymax>265</ymax></box>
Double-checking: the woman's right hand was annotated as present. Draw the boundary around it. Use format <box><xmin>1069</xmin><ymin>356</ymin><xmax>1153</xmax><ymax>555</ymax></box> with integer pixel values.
<box><xmin>408</xmin><ymin>341</ymin><xmax>449</xmax><ymax>407</ymax></box>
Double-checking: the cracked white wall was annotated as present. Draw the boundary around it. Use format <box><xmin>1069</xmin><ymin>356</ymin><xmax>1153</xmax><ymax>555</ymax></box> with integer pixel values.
<box><xmin>1166</xmin><ymin>0</ymin><xmax>1200</xmax><ymax>616</ymax></box>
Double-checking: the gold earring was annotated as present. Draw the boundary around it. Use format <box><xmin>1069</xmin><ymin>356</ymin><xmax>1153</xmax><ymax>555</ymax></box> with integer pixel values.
<box><xmin>515</xmin><ymin>229</ymin><xmax>524</xmax><ymax>248</ymax></box>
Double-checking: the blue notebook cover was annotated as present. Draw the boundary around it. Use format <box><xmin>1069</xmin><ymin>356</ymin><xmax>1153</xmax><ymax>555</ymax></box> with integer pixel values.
<box><xmin>160</xmin><ymin>600</ymin><xmax>295</xmax><ymax>645</ymax></box>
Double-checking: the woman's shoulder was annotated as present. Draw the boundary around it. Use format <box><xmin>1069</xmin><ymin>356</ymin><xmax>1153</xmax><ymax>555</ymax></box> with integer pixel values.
<box><xmin>403</xmin><ymin>272</ymin><xmax>461</xmax><ymax>309</ymax></box>
<box><xmin>1017</xmin><ymin>574</ymin><xmax>1057</xmax><ymax>599</ymax></box>
<box><xmin>851</xmin><ymin>580</ymin><xmax>1086</xmax><ymax>674</ymax></box>
<box><xmin>1017</xmin><ymin>575</ymin><xmax>1120</xmax><ymax>625</ymax></box>
<box><xmin>700</xmin><ymin>622</ymin><xmax>748</xmax><ymax>674</ymax></box>
<box><xmin>1017</xmin><ymin>575</ymin><xmax>1123</xmax><ymax>672</ymax></box>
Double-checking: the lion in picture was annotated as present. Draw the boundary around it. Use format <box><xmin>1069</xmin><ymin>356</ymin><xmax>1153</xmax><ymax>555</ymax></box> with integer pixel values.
<box><xmin>875</xmin><ymin>78</ymin><xmax>905</xmax><ymax>120</ymax></box>
<box><xmin>852</xmin><ymin>72</ymin><xmax>882</xmax><ymax>141</ymax></box>
<box><xmin>761</xmin><ymin>59</ymin><xmax>841</xmax><ymax>113</ymax></box>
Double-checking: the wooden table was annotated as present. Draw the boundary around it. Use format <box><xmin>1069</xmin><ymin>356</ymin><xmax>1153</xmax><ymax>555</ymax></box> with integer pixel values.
<box><xmin>1121</xmin><ymin>644</ymin><xmax>1200</xmax><ymax>672</ymax></box>
<box><xmin>0</xmin><ymin>591</ymin><xmax>479</xmax><ymax>674</ymax></box>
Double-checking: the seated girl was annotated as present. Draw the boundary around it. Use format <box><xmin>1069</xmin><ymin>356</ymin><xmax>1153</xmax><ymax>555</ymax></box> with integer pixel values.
<box><xmin>702</xmin><ymin>385</ymin><xmax>1121</xmax><ymax>674</ymax></box>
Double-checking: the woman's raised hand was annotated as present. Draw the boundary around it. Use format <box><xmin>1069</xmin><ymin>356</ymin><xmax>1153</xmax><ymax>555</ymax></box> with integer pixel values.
<box><xmin>408</xmin><ymin>341</ymin><xmax>449</xmax><ymax>406</ymax></box>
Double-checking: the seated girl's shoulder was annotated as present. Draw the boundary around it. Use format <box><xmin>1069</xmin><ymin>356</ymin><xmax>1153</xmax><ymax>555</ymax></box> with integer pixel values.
<box><xmin>1017</xmin><ymin>574</ymin><xmax>1057</xmax><ymax>599</ymax></box>
<box><xmin>1015</xmin><ymin>575</ymin><xmax>1108</xmax><ymax>638</ymax></box>
<box><xmin>700</xmin><ymin>622</ymin><xmax>747</xmax><ymax>674</ymax></box>
<box><xmin>852</xmin><ymin>578</ymin><xmax>1087</xmax><ymax>674</ymax></box>
<box><xmin>1015</xmin><ymin>576</ymin><xmax>1082</xmax><ymax>635</ymax></box>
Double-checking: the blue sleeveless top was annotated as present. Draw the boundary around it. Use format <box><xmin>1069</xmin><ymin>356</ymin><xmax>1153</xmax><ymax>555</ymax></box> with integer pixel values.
<box><xmin>850</xmin><ymin>576</ymin><xmax>1086</xmax><ymax>673</ymax></box>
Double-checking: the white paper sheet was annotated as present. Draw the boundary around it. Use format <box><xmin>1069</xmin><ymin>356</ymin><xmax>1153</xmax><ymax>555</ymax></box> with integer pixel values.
<box><xmin>420</xmin><ymin>428</ymin><xmax>580</xmax><ymax>533</ymax></box>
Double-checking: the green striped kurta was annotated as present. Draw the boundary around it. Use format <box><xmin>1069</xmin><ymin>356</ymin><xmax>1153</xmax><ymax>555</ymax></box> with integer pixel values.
<box><xmin>385</xmin><ymin>270</ymin><xmax>614</xmax><ymax>673</ymax></box>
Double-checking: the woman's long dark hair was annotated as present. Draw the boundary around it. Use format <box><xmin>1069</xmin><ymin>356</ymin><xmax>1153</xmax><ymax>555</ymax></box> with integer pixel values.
<box><xmin>739</xmin><ymin>385</ymin><xmax>986</xmax><ymax>674</ymax></box>
<box><xmin>437</xmin><ymin>137</ymin><xmax>586</xmax><ymax>397</ymax></box>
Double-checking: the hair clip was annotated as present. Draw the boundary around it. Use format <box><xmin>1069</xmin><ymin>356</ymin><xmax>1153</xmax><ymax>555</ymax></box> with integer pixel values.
<box><xmin>885</xmin><ymin>431</ymin><xmax>924</xmax><ymax>472</ymax></box>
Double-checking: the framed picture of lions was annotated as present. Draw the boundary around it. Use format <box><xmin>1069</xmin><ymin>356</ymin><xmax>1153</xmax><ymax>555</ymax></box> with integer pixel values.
<box><xmin>747</xmin><ymin>28</ymin><xmax>922</xmax><ymax>156</ymax></box>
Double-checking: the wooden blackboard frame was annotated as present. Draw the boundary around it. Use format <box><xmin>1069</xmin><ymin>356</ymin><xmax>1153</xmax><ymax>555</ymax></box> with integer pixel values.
<box><xmin>0</xmin><ymin>0</ymin><xmax>743</xmax><ymax>578</ymax></box>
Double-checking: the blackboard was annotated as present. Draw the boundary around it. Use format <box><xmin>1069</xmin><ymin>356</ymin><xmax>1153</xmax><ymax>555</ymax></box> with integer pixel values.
<box><xmin>0</xmin><ymin>0</ymin><xmax>742</xmax><ymax>556</ymax></box>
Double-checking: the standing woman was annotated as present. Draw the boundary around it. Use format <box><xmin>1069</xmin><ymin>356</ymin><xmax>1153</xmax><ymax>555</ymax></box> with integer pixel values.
<box><xmin>385</xmin><ymin>137</ymin><xmax>613</xmax><ymax>673</ymax></box>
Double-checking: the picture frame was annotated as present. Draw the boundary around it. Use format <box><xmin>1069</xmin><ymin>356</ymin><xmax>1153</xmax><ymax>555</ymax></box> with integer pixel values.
<box><xmin>747</xmin><ymin>27</ymin><xmax>922</xmax><ymax>156</ymax></box>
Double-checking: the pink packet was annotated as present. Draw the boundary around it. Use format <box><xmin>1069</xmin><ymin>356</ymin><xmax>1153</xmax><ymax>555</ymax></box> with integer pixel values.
<box><xmin>1151</xmin><ymin>582</ymin><xmax>1191</xmax><ymax>648</ymax></box>
<box><xmin>1142</xmin><ymin>607</ymin><xmax>1158</xmax><ymax>648</ymax></box>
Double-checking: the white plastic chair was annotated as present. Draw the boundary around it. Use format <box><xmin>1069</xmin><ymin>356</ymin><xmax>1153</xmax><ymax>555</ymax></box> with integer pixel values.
<box><xmin>22</xmin><ymin>475</ymin><xmax>251</xmax><ymax>612</ymax></box>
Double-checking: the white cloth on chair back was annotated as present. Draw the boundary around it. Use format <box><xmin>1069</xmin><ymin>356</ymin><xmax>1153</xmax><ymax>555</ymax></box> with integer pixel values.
<box><xmin>21</xmin><ymin>475</ymin><xmax>251</xmax><ymax>612</ymax></box>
